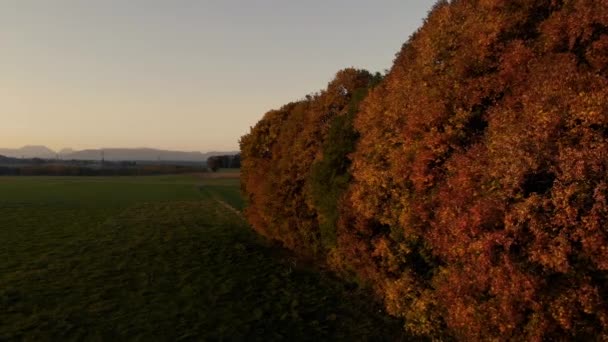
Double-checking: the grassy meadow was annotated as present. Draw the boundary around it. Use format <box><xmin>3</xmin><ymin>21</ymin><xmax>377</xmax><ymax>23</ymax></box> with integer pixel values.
<box><xmin>0</xmin><ymin>174</ymin><xmax>404</xmax><ymax>341</ymax></box>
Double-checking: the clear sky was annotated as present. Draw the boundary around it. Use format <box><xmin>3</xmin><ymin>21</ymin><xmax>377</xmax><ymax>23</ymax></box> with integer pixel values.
<box><xmin>1</xmin><ymin>0</ymin><xmax>436</xmax><ymax>152</ymax></box>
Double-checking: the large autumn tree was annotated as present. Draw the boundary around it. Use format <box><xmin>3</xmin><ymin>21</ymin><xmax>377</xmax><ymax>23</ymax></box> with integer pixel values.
<box><xmin>347</xmin><ymin>0</ymin><xmax>608</xmax><ymax>339</ymax></box>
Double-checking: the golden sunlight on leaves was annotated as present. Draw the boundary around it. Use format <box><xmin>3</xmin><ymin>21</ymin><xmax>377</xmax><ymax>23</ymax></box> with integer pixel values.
<box><xmin>241</xmin><ymin>1</ymin><xmax>608</xmax><ymax>339</ymax></box>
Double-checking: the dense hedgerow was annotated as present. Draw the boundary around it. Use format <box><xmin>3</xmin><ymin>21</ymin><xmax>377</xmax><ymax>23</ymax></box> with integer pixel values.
<box><xmin>241</xmin><ymin>0</ymin><xmax>608</xmax><ymax>340</ymax></box>
<box><xmin>240</xmin><ymin>69</ymin><xmax>381</xmax><ymax>257</ymax></box>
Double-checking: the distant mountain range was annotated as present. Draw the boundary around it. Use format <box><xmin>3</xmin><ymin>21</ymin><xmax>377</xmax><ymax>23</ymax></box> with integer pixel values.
<box><xmin>0</xmin><ymin>146</ymin><xmax>56</xmax><ymax>159</ymax></box>
<box><xmin>0</xmin><ymin>146</ymin><xmax>238</xmax><ymax>162</ymax></box>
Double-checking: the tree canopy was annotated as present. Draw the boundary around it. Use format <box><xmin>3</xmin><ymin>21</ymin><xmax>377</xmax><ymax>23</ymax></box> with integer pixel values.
<box><xmin>241</xmin><ymin>1</ymin><xmax>608</xmax><ymax>339</ymax></box>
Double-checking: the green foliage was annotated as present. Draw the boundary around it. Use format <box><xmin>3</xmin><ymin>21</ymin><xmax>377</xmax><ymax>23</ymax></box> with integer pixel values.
<box><xmin>308</xmin><ymin>77</ymin><xmax>378</xmax><ymax>249</ymax></box>
<box><xmin>309</xmin><ymin>114</ymin><xmax>354</xmax><ymax>249</ymax></box>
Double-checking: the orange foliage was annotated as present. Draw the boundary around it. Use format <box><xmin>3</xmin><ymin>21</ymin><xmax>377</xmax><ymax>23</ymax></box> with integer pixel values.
<box><xmin>240</xmin><ymin>69</ymin><xmax>379</xmax><ymax>256</ymax></box>
<box><xmin>242</xmin><ymin>1</ymin><xmax>608</xmax><ymax>340</ymax></box>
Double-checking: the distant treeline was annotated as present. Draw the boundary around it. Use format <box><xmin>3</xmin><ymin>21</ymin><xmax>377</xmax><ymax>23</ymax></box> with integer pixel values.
<box><xmin>206</xmin><ymin>154</ymin><xmax>240</xmax><ymax>171</ymax></box>
<box><xmin>0</xmin><ymin>164</ymin><xmax>206</xmax><ymax>176</ymax></box>
<box><xmin>0</xmin><ymin>155</ymin><xmax>206</xmax><ymax>176</ymax></box>
<box><xmin>241</xmin><ymin>1</ymin><xmax>608</xmax><ymax>340</ymax></box>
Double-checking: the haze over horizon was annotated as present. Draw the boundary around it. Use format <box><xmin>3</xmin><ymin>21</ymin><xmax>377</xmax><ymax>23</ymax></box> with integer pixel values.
<box><xmin>0</xmin><ymin>144</ymin><xmax>238</xmax><ymax>154</ymax></box>
<box><xmin>2</xmin><ymin>1</ymin><xmax>435</xmax><ymax>151</ymax></box>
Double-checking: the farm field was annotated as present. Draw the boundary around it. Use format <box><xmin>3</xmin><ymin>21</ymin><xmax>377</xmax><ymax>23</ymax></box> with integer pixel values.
<box><xmin>0</xmin><ymin>175</ymin><xmax>405</xmax><ymax>341</ymax></box>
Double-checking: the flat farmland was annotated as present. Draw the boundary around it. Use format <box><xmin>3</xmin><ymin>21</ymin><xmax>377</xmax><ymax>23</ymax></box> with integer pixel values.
<box><xmin>0</xmin><ymin>175</ymin><xmax>404</xmax><ymax>341</ymax></box>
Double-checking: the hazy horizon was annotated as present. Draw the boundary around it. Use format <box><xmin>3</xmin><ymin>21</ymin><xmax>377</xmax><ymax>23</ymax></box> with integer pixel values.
<box><xmin>0</xmin><ymin>144</ymin><xmax>239</xmax><ymax>154</ymax></box>
<box><xmin>2</xmin><ymin>1</ymin><xmax>435</xmax><ymax>151</ymax></box>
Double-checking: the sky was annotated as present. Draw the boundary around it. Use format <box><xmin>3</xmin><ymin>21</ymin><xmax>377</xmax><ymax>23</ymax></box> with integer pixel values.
<box><xmin>1</xmin><ymin>0</ymin><xmax>436</xmax><ymax>152</ymax></box>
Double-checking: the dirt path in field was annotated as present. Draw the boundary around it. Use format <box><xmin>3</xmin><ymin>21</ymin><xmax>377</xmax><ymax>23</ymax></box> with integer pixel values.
<box><xmin>216</xmin><ymin>199</ymin><xmax>244</xmax><ymax>219</ymax></box>
<box><xmin>194</xmin><ymin>170</ymin><xmax>243</xmax><ymax>219</ymax></box>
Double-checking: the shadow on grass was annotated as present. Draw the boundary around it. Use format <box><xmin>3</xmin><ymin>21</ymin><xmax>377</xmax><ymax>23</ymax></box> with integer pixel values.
<box><xmin>1</xmin><ymin>200</ymin><xmax>414</xmax><ymax>341</ymax></box>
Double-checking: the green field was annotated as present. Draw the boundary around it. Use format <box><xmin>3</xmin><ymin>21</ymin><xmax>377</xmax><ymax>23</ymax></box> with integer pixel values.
<box><xmin>0</xmin><ymin>175</ymin><xmax>405</xmax><ymax>341</ymax></box>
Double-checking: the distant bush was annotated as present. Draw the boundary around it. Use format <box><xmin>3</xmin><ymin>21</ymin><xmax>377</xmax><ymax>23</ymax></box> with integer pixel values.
<box><xmin>207</xmin><ymin>154</ymin><xmax>240</xmax><ymax>171</ymax></box>
<box><xmin>241</xmin><ymin>1</ymin><xmax>608</xmax><ymax>340</ymax></box>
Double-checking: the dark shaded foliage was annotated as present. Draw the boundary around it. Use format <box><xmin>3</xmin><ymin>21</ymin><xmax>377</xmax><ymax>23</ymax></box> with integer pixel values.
<box><xmin>307</xmin><ymin>75</ymin><xmax>381</xmax><ymax>251</ymax></box>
